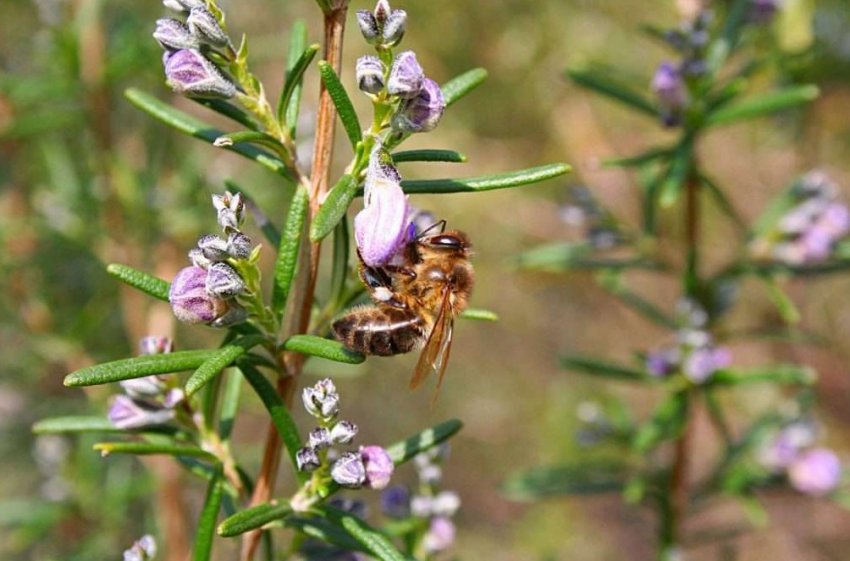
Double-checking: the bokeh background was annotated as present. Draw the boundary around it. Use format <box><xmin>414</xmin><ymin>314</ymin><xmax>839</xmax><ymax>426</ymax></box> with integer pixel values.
<box><xmin>3</xmin><ymin>0</ymin><xmax>850</xmax><ymax>559</ymax></box>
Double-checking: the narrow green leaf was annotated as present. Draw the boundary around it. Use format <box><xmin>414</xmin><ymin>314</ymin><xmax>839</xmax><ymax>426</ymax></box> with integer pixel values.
<box><xmin>514</xmin><ymin>242</ymin><xmax>659</xmax><ymax>272</ymax></box>
<box><xmin>760</xmin><ymin>275</ymin><xmax>801</xmax><ymax>324</ymax></box>
<box><xmin>218</xmin><ymin>369</ymin><xmax>242</xmax><ymax>441</ymax></box>
<box><xmin>196</xmin><ymin>99</ymin><xmax>258</xmax><ymax>130</ymax></box>
<box><xmin>567</xmin><ymin>66</ymin><xmax>658</xmax><ymax>117</ymax></box>
<box><xmin>125</xmin><ymin>88</ymin><xmax>295</xmax><ymax>180</ymax></box>
<box><xmin>706</xmin><ymin>85</ymin><xmax>819</xmax><ymax>127</ymax></box>
<box><xmin>107</xmin><ymin>264</ymin><xmax>169</xmax><ymax>302</ymax></box>
<box><xmin>237</xmin><ymin>361</ymin><xmax>303</xmax><ymax>477</ymax></box>
<box><xmin>283</xmin><ymin>21</ymin><xmax>310</xmax><ymax>136</ymax></box>
<box><xmin>392</xmin><ymin>149</ymin><xmax>467</xmax><ymax>163</ymax></box>
<box><xmin>218</xmin><ymin>502</ymin><xmax>292</xmax><ymax>537</ymax></box>
<box><xmin>459</xmin><ymin>308</ymin><xmax>499</xmax><ymax>321</ymax></box>
<box><xmin>285</xmin><ymin>516</ymin><xmax>368</xmax><ymax>552</ymax></box>
<box><xmin>273</xmin><ymin>185</ymin><xmax>309</xmax><ymax>315</ymax></box>
<box><xmin>596</xmin><ymin>273</ymin><xmax>677</xmax><ymax>329</ymax></box>
<box><xmin>504</xmin><ymin>461</ymin><xmax>628</xmax><ymax>501</ymax></box>
<box><xmin>318</xmin><ymin>61</ymin><xmax>362</xmax><ymax>149</ymax></box>
<box><xmin>385</xmin><ymin>419</ymin><xmax>463</xmax><ymax>465</ymax></box>
<box><xmin>396</xmin><ymin>163</ymin><xmax>571</xmax><ymax>194</ymax></box>
<box><xmin>34</xmin><ymin>416</ymin><xmax>177</xmax><ymax>436</ymax></box>
<box><xmin>711</xmin><ymin>365</ymin><xmax>815</xmax><ymax>387</ymax></box>
<box><xmin>329</xmin><ymin>216</ymin><xmax>350</xmax><ymax>307</ymax></box>
<box><xmin>212</xmin><ymin>131</ymin><xmax>284</xmax><ymax>152</ymax></box>
<box><xmin>561</xmin><ymin>355</ymin><xmax>651</xmax><ymax>382</ymax></box>
<box><xmin>279</xmin><ymin>43</ymin><xmax>320</xmax><ymax>125</ymax></box>
<box><xmin>316</xmin><ymin>506</ymin><xmax>413</xmax><ymax>561</ymax></box>
<box><xmin>659</xmin><ymin>139</ymin><xmax>693</xmax><ymax>208</ymax></box>
<box><xmin>194</xmin><ymin>466</ymin><xmax>224</xmax><ymax>561</ymax></box>
<box><xmin>442</xmin><ymin>68</ymin><xmax>488</xmax><ymax>107</ymax></box>
<box><xmin>310</xmin><ymin>174</ymin><xmax>358</xmax><ymax>242</ymax></box>
<box><xmin>602</xmin><ymin>147</ymin><xmax>672</xmax><ymax>169</ymax></box>
<box><xmin>64</xmin><ymin>350</ymin><xmax>217</xmax><ymax>387</ymax></box>
<box><xmin>185</xmin><ymin>336</ymin><xmax>266</xmax><ymax>397</ymax></box>
<box><xmin>94</xmin><ymin>442</ymin><xmax>216</xmax><ymax>460</ymax></box>
<box><xmin>632</xmin><ymin>392</ymin><xmax>690</xmax><ymax>453</ymax></box>
<box><xmin>281</xmin><ymin>335</ymin><xmax>365</xmax><ymax>364</ymax></box>
<box><xmin>701</xmin><ymin>173</ymin><xmax>747</xmax><ymax>231</ymax></box>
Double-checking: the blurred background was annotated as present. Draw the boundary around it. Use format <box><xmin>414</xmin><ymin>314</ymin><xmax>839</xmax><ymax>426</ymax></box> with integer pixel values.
<box><xmin>3</xmin><ymin>0</ymin><xmax>850</xmax><ymax>559</ymax></box>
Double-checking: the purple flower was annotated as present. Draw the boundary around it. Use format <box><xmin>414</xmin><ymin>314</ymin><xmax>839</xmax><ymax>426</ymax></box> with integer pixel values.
<box><xmin>788</xmin><ymin>448</ymin><xmax>842</xmax><ymax>496</ymax></box>
<box><xmin>423</xmin><ymin>517</ymin><xmax>456</xmax><ymax>553</ymax></box>
<box><xmin>153</xmin><ymin>18</ymin><xmax>199</xmax><ymax>51</ymax></box>
<box><xmin>331</xmin><ymin>452</ymin><xmax>367</xmax><ymax>488</ymax></box>
<box><xmin>354</xmin><ymin>149</ymin><xmax>410</xmax><ymax>267</ymax></box>
<box><xmin>205</xmin><ymin>262</ymin><xmax>246</xmax><ymax>298</ymax></box>
<box><xmin>391</xmin><ymin>78</ymin><xmax>445</xmax><ymax>133</ymax></box>
<box><xmin>123</xmin><ymin>534</ymin><xmax>157</xmax><ymax>561</ymax></box>
<box><xmin>683</xmin><ymin>346</ymin><xmax>731</xmax><ymax>384</ymax></box>
<box><xmin>330</xmin><ymin>420</ymin><xmax>359</xmax><ymax>444</ymax></box>
<box><xmin>186</xmin><ymin>6</ymin><xmax>230</xmax><ymax>48</ymax></box>
<box><xmin>819</xmin><ymin>202</ymin><xmax>850</xmax><ymax>238</ymax></box>
<box><xmin>380</xmin><ymin>485</ymin><xmax>411</xmax><ymax>518</ymax></box>
<box><xmin>360</xmin><ymin>445</ymin><xmax>394</xmax><ymax>489</ymax></box>
<box><xmin>108</xmin><ymin>395</ymin><xmax>174</xmax><ymax>429</ymax></box>
<box><xmin>308</xmin><ymin>427</ymin><xmax>332</xmax><ymax>450</ymax></box>
<box><xmin>651</xmin><ymin>62</ymin><xmax>687</xmax><ymax>126</ymax></box>
<box><xmin>759</xmin><ymin>423</ymin><xmax>816</xmax><ymax>471</ymax></box>
<box><xmin>169</xmin><ymin>266</ymin><xmax>220</xmax><ymax>324</ymax></box>
<box><xmin>302</xmin><ymin>378</ymin><xmax>340</xmax><ymax>419</ymax></box>
<box><xmin>163</xmin><ymin>49</ymin><xmax>236</xmax><ymax>98</ymax></box>
<box><xmin>387</xmin><ymin>51</ymin><xmax>424</xmax><ymax>99</ymax></box>
<box><xmin>646</xmin><ymin>348</ymin><xmax>679</xmax><ymax>378</ymax></box>
<box><xmin>296</xmin><ymin>446</ymin><xmax>321</xmax><ymax>472</ymax></box>
<box><xmin>139</xmin><ymin>336</ymin><xmax>173</xmax><ymax>356</ymax></box>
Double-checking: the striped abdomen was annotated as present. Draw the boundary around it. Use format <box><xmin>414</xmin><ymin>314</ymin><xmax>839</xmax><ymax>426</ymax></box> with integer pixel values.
<box><xmin>332</xmin><ymin>305</ymin><xmax>427</xmax><ymax>356</ymax></box>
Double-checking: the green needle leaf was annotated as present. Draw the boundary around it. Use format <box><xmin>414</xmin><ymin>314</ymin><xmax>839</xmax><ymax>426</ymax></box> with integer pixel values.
<box><xmin>196</xmin><ymin>99</ymin><xmax>259</xmax><ymax>130</ymax></box>
<box><xmin>567</xmin><ymin>66</ymin><xmax>658</xmax><ymax>118</ymax></box>
<box><xmin>285</xmin><ymin>516</ymin><xmax>367</xmax><ymax>552</ymax></box>
<box><xmin>107</xmin><ymin>264</ymin><xmax>169</xmax><ymax>302</ymax></box>
<box><xmin>281</xmin><ymin>335</ymin><xmax>365</xmax><ymax>364</ymax></box>
<box><xmin>283</xmin><ymin>21</ymin><xmax>310</xmax><ymax>135</ymax></box>
<box><xmin>391</xmin><ymin>149</ymin><xmax>467</xmax><ymax>164</ymax></box>
<box><xmin>185</xmin><ymin>336</ymin><xmax>266</xmax><ymax>397</ymax></box>
<box><xmin>318</xmin><ymin>61</ymin><xmax>362</xmax><ymax>150</ymax></box>
<box><xmin>273</xmin><ymin>185</ymin><xmax>309</xmax><ymax>316</ymax></box>
<box><xmin>94</xmin><ymin>442</ymin><xmax>216</xmax><ymax>460</ymax></box>
<box><xmin>706</xmin><ymin>85</ymin><xmax>819</xmax><ymax>127</ymax></box>
<box><xmin>33</xmin><ymin>416</ymin><xmax>177</xmax><ymax>435</ymax></box>
<box><xmin>218</xmin><ymin>369</ymin><xmax>243</xmax><ymax>441</ymax></box>
<box><xmin>125</xmin><ymin>88</ymin><xmax>295</xmax><ymax>181</ymax></box>
<box><xmin>504</xmin><ymin>461</ymin><xmax>628</xmax><ymax>501</ymax></box>
<box><xmin>458</xmin><ymin>308</ymin><xmax>499</xmax><ymax>321</ymax></box>
<box><xmin>310</xmin><ymin>174</ymin><xmax>358</xmax><ymax>242</ymax></box>
<box><xmin>194</xmin><ymin>466</ymin><xmax>224</xmax><ymax>561</ymax></box>
<box><xmin>633</xmin><ymin>392</ymin><xmax>690</xmax><ymax>453</ymax></box>
<box><xmin>711</xmin><ymin>365</ymin><xmax>816</xmax><ymax>387</ymax></box>
<box><xmin>218</xmin><ymin>502</ymin><xmax>292</xmax><ymax>537</ymax></box>
<box><xmin>442</xmin><ymin>68</ymin><xmax>488</xmax><ymax>107</ymax></box>
<box><xmin>394</xmin><ymin>163</ymin><xmax>571</xmax><ymax>195</ymax></box>
<box><xmin>236</xmin><ymin>361</ymin><xmax>303</xmax><ymax>477</ymax></box>
<box><xmin>279</xmin><ymin>43</ymin><xmax>320</xmax><ymax>126</ymax></box>
<box><xmin>385</xmin><ymin>419</ymin><xmax>463</xmax><ymax>465</ymax></box>
<box><xmin>64</xmin><ymin>350</ymin><xmax>217</xmax><ymax>387</ymax></box>
<box><xmin>561</xmin><ymin>355</ymin><xmax>652</xmax><ymax>382</ymax></box>
<box><xmin>315</xmin><ymin>506</ymin><xmax>413</xmax><ymax>561</ymax></box>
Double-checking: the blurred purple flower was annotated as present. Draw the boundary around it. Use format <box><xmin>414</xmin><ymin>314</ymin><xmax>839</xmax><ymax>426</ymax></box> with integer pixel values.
<box><xmin>788</xmin><ymin>448</ymin><xmax>842</xmax><ymax>496</ymax></box>
<box><xmin>759</xmin><ymin>422</ymin><xmax>816</xmax><ymax>471</ymax></box>
<box><xmin>646</xmin><ymin>348</ymin><xmax>680</xmax><ymax>378</ymax></box>
<box><xmin>380</xmin><ymin>485</ymin><xmax>411</xmax><ymax>518</ymax></box>
<box><xmin>423</xmin><ymin>516</ymin><xmax>456</xmax><ymax>553</ymax></box>
<box><xmin>360</xmin><ymin>445</ymin><xmax>394</xmax><ymax>489</ymax></box>
<box><xmin>139</xmin><ymin>336</ymin><xmax>173</xmax><ymax>355</ymax></box>
<box><xmin>331</xmin><ymin>452</ymin><xmax>367</xmax><ymax>488</ymax></box>
<box><xmin>683</xmin><ymin>346</ymin><xmax>731</xmax><ymax>384</ymax></box>
<box><xmin>651</xmin><ymin>62</ymin><xmax>687</xmax><ymax>126</ymax></box>
<box><xmin>109</xmin><ymin>395</ymin><xmax>174</xmax><ymax>429</ymax></box>
<box><xmin>391</xmin><ymin>78</ymin><xmax>445</xmax><ymax>133</ymax></box>
<box><xmin>749</xmin><ymin>0</ymin><xmax>779</xmax><ymax>24</ymax></box>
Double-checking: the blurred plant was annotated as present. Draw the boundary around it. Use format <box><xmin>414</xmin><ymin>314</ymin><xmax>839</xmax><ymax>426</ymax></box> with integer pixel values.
<box><xmin>33</xmin><ymin>1</ymin><xmax>569</xmax><ymax>560</ymax></box>
<box><xmin>508</xmin><ymin>1</ymin><xmax>849</xmax><ymax>559</ymax></box>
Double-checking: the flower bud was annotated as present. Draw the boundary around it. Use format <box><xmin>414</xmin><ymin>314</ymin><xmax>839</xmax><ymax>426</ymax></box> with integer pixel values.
<box><xmin>162</xmin><ymin>0</ymin><xmax>204</xmax><ymax>12</ymax></box>
<box><xmin>683</xmin><ymin>346</ymin><xmax>731</xmax><ymax>384</ymax></box>
<box><xmin>380</xmin><ymin>486</ymin><xmax>411</xmax><ymax>518</ymax></box>
<box><xmin>153</xmin><ymin>18</ymin><xmax>200</xmax><ymax>51</ymax></box>
<box><xmin>188</xmin><ymin>248</ymin><xmax>212</xmax><ymax>269</ymax></box>
<box><xmin>227</xmin><ymin>232</ymin><xmax>252</xmax><ymax>259</ymax></box>
<box><xmin>163</xmin><ymin>49</ymin><xmax>236</xmax><ymax>99</ymax></box>
<box><xmin>197</xmin><ymin>234</ymin><xmax>230</xmax><ymax>262</ymax></box>
<box><xmin>361</xmin><ymin>445</ymin><xmax>394</xmax><ymax>489</ymax></box>
<box><xmin>355</xmin><ymin>147</ymin><xmax>410</xmax><ymax>267</ymax></box>
<box><xmin>123</xmin><ymin>534</ymin><xmax>157</xmax><ymax>561</ymax></box>
<box><xmin>108</xmin><ymin>395</ymin><xmax>175</xmax><ymax>429</ymax></box>
<box><xmin>330</xmin><ymin>420</ymin><xmax>359</xmax><ymax>444</ymax></box>
<box><xmin>212</xmin><ymin>191</ymin><xmax>245</xmax><ymax>231</ymax></box>
<box><xmin>356</xmin><ymin>10</ymin><xmax>380</xmax><ymax>44</ymax></box>
<box><xmin>391</xmin><ymin>78</ymin><xmax>445</xmax><ymax>133</ymax></box>
<box><xmin>169</xmin><ymin>266</ymin><xmax>220</xmax><ymax>324</ymax></box>
<box><xmin>139</xmin><ymin>336</ymin><xmax>173</xmax><ymax>355</ymax></box>
<box><xmin>296</xmin><ymin>446</ymin><xmax>321</xmax><ymax>472</ymax></box>
<box><xmin>120</xmin><ymin>376</ymin><xmax>167</xmax><ymax>399</ymax></box>
<box><xmin>387</xmin><ymin>51</ymin><xmax>424</xmax><ymax>99</ymax></box>
<box><xmin>651</xmin><ymin>62</ymin><xmax>687</xmax><ymax>127</ymax></box>
<box><xmin>308</xmin><ymin>427</ymin><xmax>332</xmax><ymax>450</ymax></box>
<box><xmin>205</xmin><ymin>262</ymin><xmax>246</xmax><ymax>298</ymax></box>
<box><xmin>381</xmin><ymin>8</ymin><xmax>407</xmax><ymax>46</ymax></box>
<box><xmin>788</xmin><ymin>448</ymin><xmax>842</xmax><ymax>496</ymax></box>
<box><xmin>373</xmin><ymin>0</ymin><xmax>391</xmax><ymax>24</ymax></box>
<box><xmin>410</xmin><ymin>495</ymin><xmax>433</xmax><ymax>517</ymax></box>
<box><xmin>302</xmin><ymin>378</ymin><xmax>340</xmax><ymax>419</ymax></box>
<box><xmin>423</xmin><ymin>517</ymin><xmax>456</xmax><ymax>553</ymax></box>
<box><xmin>431</xmin><ymin>491</ymin><xmax>461</xmax><ymax>517</ymax></box>
<box><xmin>331</xmin><ymin>452</ymin><xmax>367</xmax><ymax>488</ymax></box>
<box><xmin>187</xmin><ymin>6</ymin><xmax>230</xmax><ymax>48</ymax></box>
<box><xmin>356</xmin><ymin>56</ymin><xmax>384</xmax><ymax>95</ymax></box>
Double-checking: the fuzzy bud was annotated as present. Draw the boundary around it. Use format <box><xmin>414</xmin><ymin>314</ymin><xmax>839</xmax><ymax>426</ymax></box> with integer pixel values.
<box><xmin>391</xmin><ymin>78</ymin><xmax>445</xmax><ymax>133</ymax></box>
<box><xmin>123</xmin><ymin>534</ymin><xmax>157</xmax><ymax>561</ymax></box>
<box><xmin>187</xmin><ymin>6</ymin><xmax>230</xmax><ymax>48</ymax></box>
<box><xmin>331</xmin><ymin>452</ymin><xmax>367</xmax><ymax>488</ymax></box>
<box><xmin>153</xmin><ymin>19</ymin><xmax>200</xmax><ymax>51</ymax></box>
<box><xmin>212</xmin><ymin>191</ymin><xmax>245</xmax><ymax>232</ymax></box>
<box><xmin>163</xmin><ymin>49</ymin><xmax>236</xmax><ymax>99</ymax></box>
<box><xmin>169</xmin><ymin>266</ymin><xmax>220</xmax><ymax>324</ymax></box>
<box><xmin>356</xmin><ymin>10</ymin><xmax>380</xmax><ymax>44</ymax></box>
<box><xmin>197</xmin><ymin>234</ymin><xmax>230</xmax><ymax>262</ymax></box>
<box><xmin>296</xmin><ymin>446</ymin><xmax>321</xmax><ymax>472</ymax></box>
<box><xmin>381</xmin><ymin>8</ymin><xmax>407</xmax><ymax>46</ymax></box>
<box><xmin>356</xmin><ymin>56</ymin><xmax>385</xmax><ymax>95</ymax></box>
<box><xmin>788</xmin><ymin>448</ymin><xmax>842</xmax><ymax>496</ymax></box>
<box><xmin>120</xmin><ymin>376</ymin><xmax>167</xmax><ymax>399</ymax></box>
<box><xmin>205</xmin><ymin>262</ymin><xmax>246</xmax><ymax>298</ymax></box>
<box><xmin>387</xmin><ymin>51</ymin><xmax>424</xmax><ymax>99</ymax></box>
<box><xmin>302</xmin><ymin>378</ymin><xmax>340</xmax><ymax>419</ymax></box>
<box><xmin>361</xmin><ymin>445</ymin><xmax>394</xmax><ymax>489</ymax></box>
<box><xmin>108</xmin><ymin>395</ymin><xmax>175</xmax><ymax>429</ymax></box>
<box><xmin>162</xmin><ymin>0</ymin><xmax>204</xmax><ymax>12</ymax></box>
<box><xmin>330</xmin><ymin>420</ymin><xmax>359</xmax><ymax>444</ymax></box>
<box><xmin>226</xmin><ymin>232</ymin><xmax>252</xmax><ymax>259</ymax></box>
<box><xmin>308</xmin><ymin>427</ymin><xmax>332</xmax><ymax>450</ymax></box>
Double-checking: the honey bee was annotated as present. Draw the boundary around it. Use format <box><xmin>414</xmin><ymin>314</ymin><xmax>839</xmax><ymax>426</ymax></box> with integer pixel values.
<box><xmin>332</xmin><ymin>224</ymin><xmax>474</xmax><ymax>392</ymax></box>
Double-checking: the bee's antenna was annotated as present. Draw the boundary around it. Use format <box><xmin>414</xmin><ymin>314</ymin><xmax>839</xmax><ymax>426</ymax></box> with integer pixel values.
<box><xmin>417</xmin><ymin>219</ymin><xmax>447</xmax><ymax>239</ymax></box>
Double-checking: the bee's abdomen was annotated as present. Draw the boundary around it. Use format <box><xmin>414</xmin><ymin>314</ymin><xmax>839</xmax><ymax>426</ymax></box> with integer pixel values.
<box><xmin>332</xmin><ymin>306</ymin><xmax>426</xmax><ymax>356</ymax></box>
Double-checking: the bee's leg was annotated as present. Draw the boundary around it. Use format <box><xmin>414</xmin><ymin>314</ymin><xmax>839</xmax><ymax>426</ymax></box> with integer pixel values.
<box><xmin>416</xmin><ymin>219</ymin><xmax>447</xmax><ymax>239</ymax></box>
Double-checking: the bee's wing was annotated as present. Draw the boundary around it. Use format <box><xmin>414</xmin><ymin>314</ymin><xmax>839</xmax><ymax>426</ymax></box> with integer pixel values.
<box><xmin>410</xmin><ymin>285</ymin><xmax>454</xmax><ymax>393</ymax></box>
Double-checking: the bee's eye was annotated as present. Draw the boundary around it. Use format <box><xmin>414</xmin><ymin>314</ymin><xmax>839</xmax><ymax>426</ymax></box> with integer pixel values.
<box><xmin>428</xmin><ymin>235</ymin><xmax>463</xmax><ymax>250</ymax></box>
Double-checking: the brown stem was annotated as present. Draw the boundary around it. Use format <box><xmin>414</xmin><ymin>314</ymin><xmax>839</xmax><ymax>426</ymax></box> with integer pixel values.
<box><xmin>239</xmin><ymin>5</ymin><xmax>348</xmax><ymax>561</ymax></box>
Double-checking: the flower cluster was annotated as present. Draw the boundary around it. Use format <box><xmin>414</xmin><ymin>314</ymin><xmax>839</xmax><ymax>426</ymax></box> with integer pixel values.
<box><xmin>154</xmin><ymin>0</ymin><xmax>236</xmax><ymax>98</ymax></box>
<box><xmin>355</xmin><ymin>1</ymin><xmax>445</xmax><ymax>134</ymax></box>
<box><xmin>381</xmin><ymin>444</ymin><xmax>460</xmax><ymax>555</ymax></box>
<box><xmin>751</xmin><ymin>171</ymin><xmax>850</xmax><ymax>266</ymax></box>
<box><xmin>122</xmin><ymin>535</ymin><xmax>157</xmax><ymax>561</ymax></box>
<box><xmin>759</xmin><ymin>421</ymin><xmax>843</xmax><ymax>496</ymax></box>
<box><xmin>297</xmin><ymin>379</ymin><xmax>394</xmax><ymax>490</ymax></box>
<box><xmin>169</xmin><ymin>192</ymin><xmax>253</xmax><ymax>327</ymax></box>
<box><xmin>645</xmin><ymin>300</ymin><xmax>731</xmax><ymax>384</ymax></box>
<box><xmin>108</xmin><ymin>337</ymin><xmax>184</xmax><ymax>429</ymax></box>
